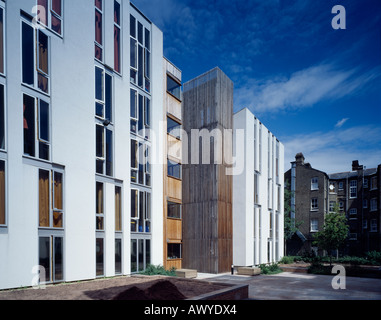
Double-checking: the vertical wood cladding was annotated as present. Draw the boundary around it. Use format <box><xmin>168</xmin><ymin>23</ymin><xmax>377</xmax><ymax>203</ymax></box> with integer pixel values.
<box><xmin>182</xmin><ymin>68</ymin><xmax>233</xmax><ymax>273</ymax></box>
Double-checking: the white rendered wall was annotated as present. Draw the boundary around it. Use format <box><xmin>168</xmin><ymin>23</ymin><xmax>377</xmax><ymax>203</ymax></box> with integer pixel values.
<box><xmin>0</xmin><ymin>0</ymin><xmax>164</xmax><ymax>290</ymax></box>
<box><xmin>233</xmin><ymin>108</ymin><xmax>284</xmax><ymax>267</ymax></box>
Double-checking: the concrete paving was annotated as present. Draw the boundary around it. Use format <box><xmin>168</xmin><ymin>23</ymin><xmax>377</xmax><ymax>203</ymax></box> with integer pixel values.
<box><xmin>197</xmin><ymin>272</ymin><xmax>381</xmax><ymax>300</ymax></box>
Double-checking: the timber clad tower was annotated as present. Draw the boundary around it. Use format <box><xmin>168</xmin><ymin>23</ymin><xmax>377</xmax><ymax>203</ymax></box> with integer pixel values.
<box><xmin>182</xmin><ymin>68</ymin><xmax>234</xmax><ymax>274</ymax></box>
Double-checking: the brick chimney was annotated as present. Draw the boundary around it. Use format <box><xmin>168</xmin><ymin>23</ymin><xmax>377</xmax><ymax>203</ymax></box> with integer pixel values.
<box><xmin>352</xmin><ymin>160</ymin><xmax>363</xmax><ymax>171</ymax></box>
<box><xmin>295</xmin><ymin>153</ymin><xmax>305</xmax><ymax>165</ymax></box>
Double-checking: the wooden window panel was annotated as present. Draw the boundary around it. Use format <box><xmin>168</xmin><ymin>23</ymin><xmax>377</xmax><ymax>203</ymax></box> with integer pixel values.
<box><xmin>39</xmin><ymin>170</ymin><xmax>50</xmax><ymax>227</ymax></box>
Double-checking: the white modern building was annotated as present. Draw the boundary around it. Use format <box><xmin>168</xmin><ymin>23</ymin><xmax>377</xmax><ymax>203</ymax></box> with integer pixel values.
<box><xmin>0</xmin><ymin>0</ymin><xmax>164</xmax><ymax>290</ymax></box>
<box><xmin>233</xmin><ymin>108</ymin><xmax>285</xmax><ymax>267</ymax></box>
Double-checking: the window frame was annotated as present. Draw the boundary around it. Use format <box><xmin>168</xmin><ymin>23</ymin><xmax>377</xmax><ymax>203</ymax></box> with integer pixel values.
<box><xmin>23</xmin><ymin>93</ymin><xmax>51</xmax><ymax>161</ymax></box>
<box><xmin>0</xmin><ymin>83</ymin><xmax>5</xmax><ymax>152</ymax></box>
<box><xmin>96</xmin><ymin>181</ymin><xmax>104</xmax><ymax>231</ymax></box>
<box><xmin>21</xmin><ymin>19</ymin><xmax>51</xmax><ymax>96</ymax></box>
<box><xmin>0</xmin><ymin>3</ymin><xmax>5</xmax><ymax>76</ymax></box>
<box><xmin>168</xmin><ymin>159</ymin><xmax>182</xmax><ymax>180</ymax></box>
<box><xmin>311</xmin><ymin>198</ymin><xmax>318</xmax><ymax>211</ymax></box>
<box><xmin>310</xmin><ymin>219</ymin><xmax>318</xmax><ymax>233</ymax></box>
<box><xmin>349</xmin><ymin>180</ymin><xmax>357</xmax><ymax>199</ymax></box>
<box><xmin>167</xmin><ymin>201</ymin><xmax>182</xmax><ymax>220</ymax></box>
<box><xmin>38</xmin><ymin>168</ymin><xmax>65</xmax><ymax>230</ymax></box>
<box><xmin>370</xmin><ymin>177</ymin><xmax>377</xmax><ymax>190</ymax></box>
<box><xmin>36</xmin><ymin>0</ymin><xmax>64</xmax><ymax>37</ymax></box>
<box><xmin>114</xmin><ymin>0</ymin><xmax>121</xmax><ymax>74</ymax></box>
<box><xmin>166</xmin><ymin>74</ymin><xmax>182</xmax><ymax>102</ymax></box>
<box><xmin>370</xmin><ymin>219</ymin><xmax>378</xmax><ymax>233</ymax></box>
<box><xmin>94</xmin><ymin>0</ymin><xmax>104</xmax><ymax>62</ymax></box>
<box><xmin>370</xmin><ymin>198</ymin><xmax>377</xmax><ymax>212</ymax></box>
<box><xmin>0</xmin><ymin>158</ymin><xmax>6</xmax><ymax>227</ymax></box>
<box><xmin>311</xmin><ymin>177</ymin><xmax>319</xmax><ymax>191</ymax></box>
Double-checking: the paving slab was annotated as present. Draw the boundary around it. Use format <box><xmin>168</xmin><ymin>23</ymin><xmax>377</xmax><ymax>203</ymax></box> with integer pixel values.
<box><xmin>201</xmin><ymin>272</ymin><xmax>381</xmax><ymax>300</ymax></box>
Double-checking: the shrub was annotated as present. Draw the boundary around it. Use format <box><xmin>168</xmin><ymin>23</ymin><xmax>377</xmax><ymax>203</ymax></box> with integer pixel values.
<box><xmin>139</xmin><ymin>264</ymin><xmax>177</xmax><ymax>277</ymax></box>
<box><xmin>366</xmin><ymin>251</ymin><xmax>381</xmax><ymax>265</ymax></box>
<box><xmin>279</xmin><ymin>256</ymin><xmax>294</xmax><ymax>264</ymax></box>
<box><xmin>259</xmin><ymin>263</ymin><xmax>283</xmax><ymax>275</ymax></box>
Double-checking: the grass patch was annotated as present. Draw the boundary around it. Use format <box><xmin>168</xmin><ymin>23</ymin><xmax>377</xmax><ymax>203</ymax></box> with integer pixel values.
<box><xmin>259</xmin><ymin>263</ymin><xmax>283</xmax><ymax>275</ymax></box>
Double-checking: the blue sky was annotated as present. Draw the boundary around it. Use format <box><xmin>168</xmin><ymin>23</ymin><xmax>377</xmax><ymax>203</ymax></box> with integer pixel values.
<box><xmin>133</xmin><ymin>0</ymin><xmax>381</xmax><ymax>174</ymax></box>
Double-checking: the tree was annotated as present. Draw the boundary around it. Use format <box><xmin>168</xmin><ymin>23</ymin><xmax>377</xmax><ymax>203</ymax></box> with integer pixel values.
<box><xmin>284</xmin><ymin>180</ymin><xmax>303</xmax><ymax>254</ymax></box>
<box><xmin>313</xmin><ymin>205</ymin><xmax>349</xmax><ymax>265</ymax></box>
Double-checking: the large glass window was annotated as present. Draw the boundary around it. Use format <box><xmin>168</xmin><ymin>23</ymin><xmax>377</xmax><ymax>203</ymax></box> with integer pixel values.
<box><xmin>95</xmin><ymin>0</ymin><xmax>103</xmax><ymax>61</ymax></box>
<box><xmin>311</xmin><ymin>177</ymin><xmax>318</xmax><ymax>190</ymax></box>
<box><xmin>114</xmin><ymin>0</ymin><xmax>121</xmax><ymax>73</ymax></box>
<box><xmin>0</xmin><ymin>160</ymin><xmax>5</xmax><ymax>226</ymax></box>
<box><xmin>130</xmin><ymin>238</ymin><xmax>150</xmax><ymax>273</ymax></box>
<box><xmin>168</xmin><ymin>202</ymin><xmax>181</xmax><ymax>219</ymax></box>
<box><xmin>96</xmin><ymin>238</ymin><xmax>104</xmax><ymax>277</ymax></box>
<box><xmin>167</xmin><ymin>243</ymin><xmax>182</xmax><ymax>260</ymax></box>
<box><xmin>23</xmin><ymin>94</ymin><xmax>50</xmax><ymax>160</ymax></box>
<box><xmin>115</xmin><ymin>186</ymin><xmax>122</xmax><ymax>232</ymax></box>
<box><xmin>350</xmin><ymin>180</ymin><xmax>357</xmax><ymax>198</ymax></box>
<box><xmin>96</xmin><ymin>182</ymin><xmax>104</xmax><ymax>231</ymax></box>
<box><xmin>130</xmin><ymin>15</ymin><xmax>150</xmax><ymax>93</ymax></box>
<box><xmin>130</xmin><ymin>190</ymin><xmax>151</xmax><ymax>233</ymax></box>
<box><xmin>39</xmin><ymin>169</ymin><xmax>64</xmax><ymax>229</ymax></box>
<box><xmin>37</xmin><ymin>0</ymin><xmax>63</xmax><ymax>35</ymax></box>
<box><xmin>95</xmin><ymin>67</ymin><xmax>112</xmax><ymax>122</ymax></box>
<box><xmin>39</xmin><ymin>236</ymin><xmax>63</xmax><ymax>284</ymax></box>
<box><xmin>311</xmin><ymin>198</ymin><xmax>318</xmax><ymax>210</ymax></box>
<box><xmin>115</xmin><ymin>238</ymin><xmax>122</xmax><ymax>274</ymax></box>
<box><xmin>167</xmin><ymin>75</ymin><xmax>181</xmax><ymax>101</ymax></box>
<box><xmin>168</xmin><ymin>159</ymin><xmax>181</xmax><ymax>180</ymax></box>
<box><xmin>22</xmin><ymin>21</ymin><xmax>50</xmax><ymax>94</ymax></box>
<box><xmin>167</xmin><ymin>117</ymin><xmax>181</xmax><ymax>139</ymax></box>
<box><xmin>0</xmin><ymin>5</ymin><xmax>4</xmax><ymax>74</ymax></box>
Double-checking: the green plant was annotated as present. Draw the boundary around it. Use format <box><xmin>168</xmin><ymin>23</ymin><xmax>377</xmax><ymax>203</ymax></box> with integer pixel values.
<box><xmin>139</xmin><ymin>264</ymin><xmax>177</xmax><ymax>276</ymax></box>
<box><xmin>279</xmin><ymin>256</ymin><xmax>295</xmax><ymax>264</ymax></box>
<box><xmin>259</xmin><ymin>263</ymin><xmax>283</xmax><ymax>275</ymax></box>
<box><xmin>366</xmin><ymin>251</ymin><xmax>381</xmax><ymax>265</ymax></box>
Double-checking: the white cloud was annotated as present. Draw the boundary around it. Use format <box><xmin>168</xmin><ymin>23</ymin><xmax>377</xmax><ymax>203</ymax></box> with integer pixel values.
<box><xmin>235</xmin><ymin>64</ymin><xmax>381</xmax><ymax>114</ymax></box>
<box><xmin>283</xmin><ymin>125</ymin><xmax>381</xmax><ymax>173</ymax></box>
<box><xmin>335</xmin><ymin>118</ymin><xmax>349</xmax><ymax>128</ymax></box>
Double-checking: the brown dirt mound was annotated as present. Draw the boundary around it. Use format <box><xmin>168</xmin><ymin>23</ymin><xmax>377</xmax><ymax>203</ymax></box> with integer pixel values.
<box><xmin>112</xmin><ymin>280</ymin><xmax>186</xmax><ymax>300</ymax></box>
<box><xmin>112</xmin><ymin>286</ymin><xmax>149</xmax><ymax>300</ymax></box>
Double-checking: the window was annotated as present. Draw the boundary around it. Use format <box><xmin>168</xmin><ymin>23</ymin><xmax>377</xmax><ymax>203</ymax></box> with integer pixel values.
<box><xmin>23</xmin><ymin>94</ymin><xmax>50</xmax><ymax>160</ymax></box>
<box><xmin>0</xmin><ymin>160</ymin><xmax>5</xmax><ymax>226</ymax></box>
<box><xmin>115</xmin><ymin>186</ymin><xmax>122</xmax><ymax>232</ymax></box>
<box><xmin>371</xmin><ymin>177</ymin><xmax>377</xmax><ymax>190</ymax></box>
<box><xmin>95</xmin><ymin>0</ymin><xmax>103</xmax><ymax>61</ymax></box>
<box><xmin>37</xmin><ymin>0</ymin><xmax>63</xmax><ymax>36</ymax></box>
<box><xmin>167</xmin><ymin>117</ymin><xmax>181</xmax><ymax>139</ymax></box>
<box><xmin>0</xmin><ymin>84</ymin><xmax>5</xmax><ymax>150</ymax></box>
<box><xmin>130</xmin><ymin>190</ymin><xmax>151</xmax><ymax>233</ymax></box>
<box><xmin>370</xmin><ymin>198</ymin><xmax>377</xmax><ymax>212</ymax></box>
<box><xmin>167</xmin><ymin>75</ymin><xmax>181</xmax><ymax>101</ymax></box>
<box><xmin>168</xmin><ymin>243</ymin><xmax>182</xmax><ymax>260</ymax></box>
<box><xmin>310</xmin><ymin>219</ymin><xmax>318</xmax><ymax>232</ymax></box>
<box><xmin>96</xmin><ymin>238</ymin><xmax>104</xmax><ymax>277</ymax></box>
<box><xmin>95</xmin><ymin>124</ymin><xmax>113</xmax><ymax>176</ymax></box>
<box><xmin>339</xmin><ymin>201</ymin><xmax>344</xmax><ymax>211</ymax></box>
<box><xmin>22</xmin><ymin>21</ymin><xmax>50</xmax><ymax>94</ymax></box>
<box><xmin>168</xmin><ymin>159</ymin><xmax>181</xmax><ymax>180</ymax></box>
<box><xmin>131</xmin><ymin>139</ymin><xmax>138</xmax><ymax>183</ymax></box>
<box><xmin>349</xmin><ymin>180</ymin><xmax>357</xmax><ymax>198</ymax></box>
<box><xmin>363</xmin><ymin>199</ymin><xmax>368</xmax><ymax>209</ymax></box>
<box><xmin>349</xmin><ymin>233</ymin><xmax>357</xmax><ymax>241</ymax></box>
<box><xmin>363</xmin><ymin>220</ymin><xmax>368</xmax><ymax>229</ymax></box>
<box><xmin>130</xmin><ymin>15</ymin><xmax>150</xmax><ymax>93</ymax></box>
<box><xmin>311</xmin><ymin>177</ymin><xmax>318</xmax><ymax>190</ymax></box>
<box><xmin>349</xmin><ymin>208</ymin><xmax>357</xmax><ymax>216</ymax></box>
<box><xmin>338</xmin><ymin>182</ymin><xmax>344</xmax><ymax>190</ymax></box>
<box><xmin>254</xmin><ymin>172</ymin><xmax>259</xmax><ymax>204</ymax></box>
<box><xmin>95</xmin><ymin>67</ymin><xmax>112</xmax><ymax>122</ymax></box>
<box><xmin>115</xmin><ymin>238</ymin><xmax>122</xmax><ymax>274</ymax></box>
<box><xmin>131</xmin><ymin>238</ymin><xmax>150</xmax><ymax>273</ymax></box>
<box><xmin>364</xmin><ymin>179</ymin><xmax>368</xmax><ymax>188</ymax></box>
<box><xmin>0</xmin><ymin>4</ymin><xmax>4</xmax><ymax>74</ymax></box>
<box><xmin>95</xmin><ymin>67</ymin><xmax>113</xmax><ymax>177</ymax></box>
<box><xmin>114</xmin><ymin>0</ymin><xmax>121</xmax><ymax>73</ymax></box>
<box><xmin>39</xmin><ymin>169</ymin><xmax>64</xmax><ymax>228</ymax></box>
<box><xmin>95</xmin><ymin>182</ymin><xmax>104</xmax><ymax>231</ymax></box>
<box><xmin>168</xmin><ymin>202</ymin><xmax>181</xmax><ymax>219</ymax></box>
<box><xmin>329</xmin><ymin>201</ymin><xmax>336</xmax><ymax>212</ymax></box>
<box><xmin>311</xmin><ymin>198</ymin><xmax>318</xmax><ymax>211</ymax></box>
<box><xmin>370</xmin><ymin>219</ymin><xmax>378</xmax><ymax>233</ymax></box>
<box><xmin>39</xmin><ymin>235</ymin><xmax>64</xmax><ymax>283</ymax></box>
<box><xmin>130</xmin><ymin>92</ymin><xmax>150</xmax><ymax>139</ymax></box>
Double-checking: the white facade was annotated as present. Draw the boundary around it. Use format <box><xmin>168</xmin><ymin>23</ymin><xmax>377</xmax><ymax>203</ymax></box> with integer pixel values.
<box><xmin>233</xmin><ymin>108</ymin><xmax>284</xmax><ymax>267</ymax></box>
<box><xmin>0</xmin><ymin>0</ymin><xmax>164</xmax><ymax>290</ymax></box>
